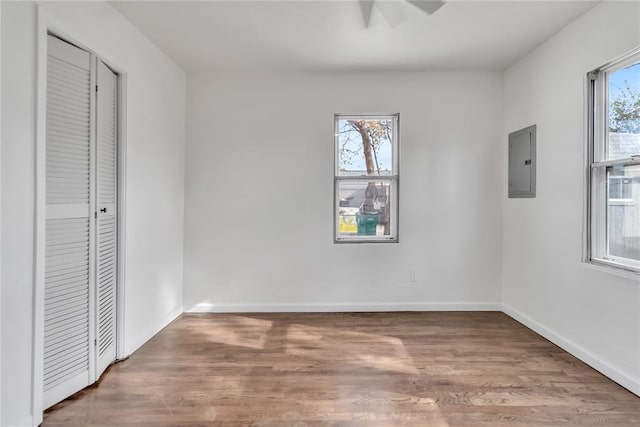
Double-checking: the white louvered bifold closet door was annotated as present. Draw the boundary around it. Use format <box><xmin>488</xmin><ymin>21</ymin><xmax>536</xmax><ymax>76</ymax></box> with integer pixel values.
<box><xmin>95</xmin><ymin>60</ymin><xmax>118</xmax><ymax>378</ymax></box>
<box><xmin>43</xmin><ymin>36</ymin><xmax>119</xmax><ymax>410</ymax></box>
<box><xmin>43</xmin><ymin>35</ymin><xmax>95</xmax><ymax>409</ymax></box>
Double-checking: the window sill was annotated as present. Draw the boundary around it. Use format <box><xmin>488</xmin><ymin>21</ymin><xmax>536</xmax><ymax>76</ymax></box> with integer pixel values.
<box><xmin>334</xmin><ymin>238</ymin><xmax>398</xmax><ymax>244</ymax></box>
<box><xmin>582</xmin><ymin>259</ymin><xmax>640</xmax><ymax>281</ymax></box>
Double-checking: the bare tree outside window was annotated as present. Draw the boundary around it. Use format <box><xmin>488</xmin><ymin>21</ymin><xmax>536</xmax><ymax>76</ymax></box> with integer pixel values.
<box><xmin>609</xmin><ymin>80</ymin><xmax>640</xmax><ymax>134</ymax></box>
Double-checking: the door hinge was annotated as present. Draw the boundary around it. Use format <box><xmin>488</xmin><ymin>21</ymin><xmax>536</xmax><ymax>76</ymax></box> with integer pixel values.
<box><xmin>95</xmin><ymin>85</ymin><xmax>98</xmax><ymax>93</ymax></box>
<box><xmin>95</xmin><ymin>211</ymin><xmax>98</xmax><ymax>219</ymax></box>
<box><xmin>94</xmin><ymin>339</ymin><xmax>97</xmax><ymax>346</ymax></box>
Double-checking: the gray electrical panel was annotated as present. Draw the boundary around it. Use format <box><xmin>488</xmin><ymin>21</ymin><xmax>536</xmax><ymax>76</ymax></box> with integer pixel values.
<box><xmin>508</xmin><ymin>125</ymin><xmax>536</xmax><ymax>198</ymax></box>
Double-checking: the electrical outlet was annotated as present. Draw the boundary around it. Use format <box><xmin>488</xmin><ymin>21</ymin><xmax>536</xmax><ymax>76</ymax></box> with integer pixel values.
<box><xmin>409</xmin><ymin>270</ymin><xmax>417</xmax><ymax>283</ymax></box>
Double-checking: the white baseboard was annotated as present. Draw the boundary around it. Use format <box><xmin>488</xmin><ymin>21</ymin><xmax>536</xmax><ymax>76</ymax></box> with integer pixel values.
<box><xmin>502</xmin><ymin>304</ymin><xmax>640</xmax><ymax>397</ymax></box>
<box><xmin>123</xmin><ymin>305</ymin><xmax>182</xmax><ymax>357</ymax></box>
<box><xmin>186</xmin><ymin>302</ymin><xmax>502</xmax><ymax>313</ymax></box>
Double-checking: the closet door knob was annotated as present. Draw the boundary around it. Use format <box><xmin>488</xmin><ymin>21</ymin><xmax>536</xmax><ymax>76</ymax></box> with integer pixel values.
<box><xmin>100</xmin><ymin>208</ymin><xmax>107</xmax><ymax>213</ymax></box>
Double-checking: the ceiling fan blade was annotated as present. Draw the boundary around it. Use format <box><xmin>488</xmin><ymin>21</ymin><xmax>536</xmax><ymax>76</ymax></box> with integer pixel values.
<box><xmin>406</xmin><ymin>0</ymin><xmax>445</xmax><ymax>15</ymax></box>
<box><xmin>359</xmin><ymin>0</ymin><xmax>375</xmax><ymax>27</ymax></box>
<box><xmin>376</xmin><ymin>1</ymin><xmax>405</xmax><ymax>28</ymax></box>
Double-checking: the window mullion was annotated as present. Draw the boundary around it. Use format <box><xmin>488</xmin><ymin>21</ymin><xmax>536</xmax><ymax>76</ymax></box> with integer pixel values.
<box><xmin>335</xmin><ymin>176</ymin><xmax>398</xmax><ymax>181</ymax></box>
<box><xmin>591</xmin><ymin>158</ymin><xmax>640</xmax><ymax>168</ymax></box>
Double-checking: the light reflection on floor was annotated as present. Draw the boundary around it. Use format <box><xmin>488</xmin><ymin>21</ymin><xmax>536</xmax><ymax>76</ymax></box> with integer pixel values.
<box><xmin>285</xmin><ymin>323</ymin><xmax>420</xmax><ymax>375</ymax></box>
<box><xmin>191</xmin><ymin>314</ymin><xmax>273</xmax><ymax>349</ymax></box>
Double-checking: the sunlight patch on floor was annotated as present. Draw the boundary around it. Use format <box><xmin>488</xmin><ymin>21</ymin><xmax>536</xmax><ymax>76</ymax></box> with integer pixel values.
<box><xmin>285</xmin><ymin>323</ymin><xmax>419</xmax><ymax>375</ymax></box>
<box><xmin>195</xmin><ymin>315</ymin><xmax>273</xmax><ymax>349</ymax></box>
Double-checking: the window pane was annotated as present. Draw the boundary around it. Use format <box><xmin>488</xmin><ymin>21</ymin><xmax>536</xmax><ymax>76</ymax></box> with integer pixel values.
<box><xmin>607</xmin><ymin>165</ymin><xmax>640</xmax><ymax>260</ymax></box>
<box><xmin>337</xmin><ymin>119</ymin><xmax>393</xmax><ymax>176</ymax></box>
<box><xmin>337</xmin><ymin>180</ymin><xmax>394</xmax><ymax>238</ymax></box>
<box><xmin>607</xmin><ymin>62</ymin><xmax>640</xmax><ymax>160</ymax></box>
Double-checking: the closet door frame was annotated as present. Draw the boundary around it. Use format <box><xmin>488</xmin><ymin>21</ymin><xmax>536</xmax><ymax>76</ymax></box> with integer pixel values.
<box><xmin>34</xmin><ymin>8</ymin><xmax>128</xmax><ymax>424</ymax></box>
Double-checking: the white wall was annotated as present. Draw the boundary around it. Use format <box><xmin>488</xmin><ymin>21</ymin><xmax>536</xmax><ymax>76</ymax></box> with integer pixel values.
<box><xmin>2</xmin><ymin>3</ymin><xmax>39</xmax><ymax>424</ymax></box>
<box><xmin>1</xmin><ymin>1</ymin><xmax>186</xmax><ymax>425</ymax></box>
<box><xmin>184</xmin><ymin>71</ymin><xmax>503</xmax><ymax>312</ymax></box>
<box><xmin>503</xmin><ymin>1</ymin><xmax>640</xmax><ymax>395</ymax></box>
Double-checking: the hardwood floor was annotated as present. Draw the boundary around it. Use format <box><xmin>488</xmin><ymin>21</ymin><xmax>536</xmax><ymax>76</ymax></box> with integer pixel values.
<box><xmin>43</xmin><ymin>312</ymin><xmax>640</xmax><ymax>426</ymax></box>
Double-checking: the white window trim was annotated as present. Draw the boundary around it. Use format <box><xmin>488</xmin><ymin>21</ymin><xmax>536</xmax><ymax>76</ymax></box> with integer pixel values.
<box><xmin>334</xmin><ymin>113</ymin><xmax>399</xmax><ymax>243</ymax></box>
<box><xmin>585</xmin><ymin>46</ymin><xmax>640</xmax><ymax>276</ymax></box>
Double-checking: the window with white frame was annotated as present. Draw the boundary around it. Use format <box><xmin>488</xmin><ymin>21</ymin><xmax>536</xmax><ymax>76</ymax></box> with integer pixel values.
<box><xmin>587</xmin><ymin>50</ymin><xmax>640</xmax><ymax>271</ymax></box>
<box><xmin>334</xmin><ymin>114</ymin><xmax>399</xmax><ymax>243</ymax></box>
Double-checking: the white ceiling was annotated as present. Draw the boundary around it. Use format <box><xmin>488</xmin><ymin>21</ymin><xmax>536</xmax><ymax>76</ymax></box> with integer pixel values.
<box><xmin>111</xmin><ymin>0</ymin><xmax>599</xmax><ymax>73</ymax></box>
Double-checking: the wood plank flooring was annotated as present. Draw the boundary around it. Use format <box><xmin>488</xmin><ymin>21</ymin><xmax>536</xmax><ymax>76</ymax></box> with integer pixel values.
<box><xmin>43</xmin><ymin>312</ymin><xmax>640</xmax><ymax>426</ymax></box>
